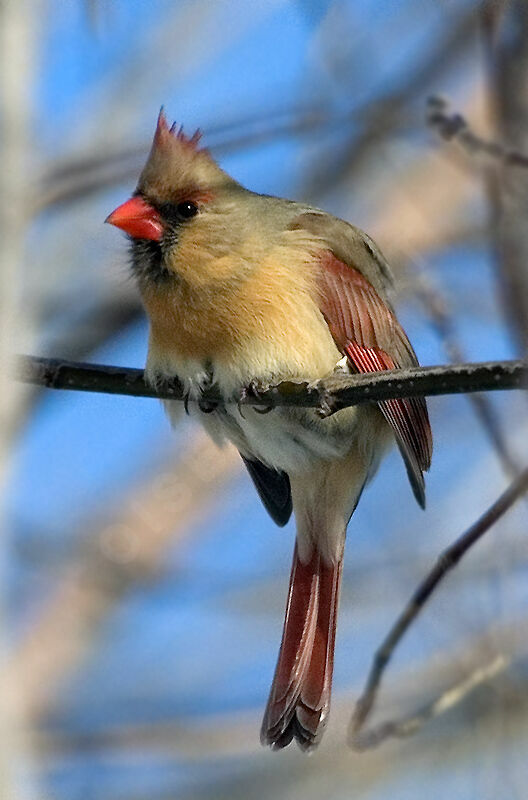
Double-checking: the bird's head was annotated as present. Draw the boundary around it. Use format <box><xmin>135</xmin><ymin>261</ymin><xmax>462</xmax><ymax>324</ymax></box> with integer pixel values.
<box><xmin>106</xmin><ymin>109</ymin><xmax>243</xmax><ymax>290</ymax></box>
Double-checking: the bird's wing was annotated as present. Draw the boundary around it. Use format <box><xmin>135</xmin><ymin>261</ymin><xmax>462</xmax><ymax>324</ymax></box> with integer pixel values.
<box><xmin>241</xmin><ymin>455</ymin><xmax>292</xmax><ymax>526</ymax></box>
<box><xmin>290</xmin><ymin>212</ymin><xmax>432</xmax><ymax>507</ymax></box>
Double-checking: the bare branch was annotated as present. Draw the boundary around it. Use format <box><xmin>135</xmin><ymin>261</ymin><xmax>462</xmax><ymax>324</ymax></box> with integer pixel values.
<box><xmin>34</xmin><ymin>618</ymin><xmax>528</xmax><ymax>761</ymax></box>
<box><xmin>15</xmin><ymin>355</ymin><xmax>527</xmax><ymax>411</ymax></box>
<box><xmin>350</xmin><ymin>654</ymin><xmax>509</xmax><ymax>750</ymax></box>
<box><xmin>349</xmin><ymin>465</ymin><xmax>528</xmax><ymax>746</ymax></box>
<box><xmin>427</xmin><ymin>95</ymin><xmax>528</xmax><ymax>168</ymax></box>
<box><xmin>413</xmin><ymin>267</ymin><xmax>523</xmax><ymax>478</ymax></box>
<box><xmin>481</xmin><ymin>0</ymin><xmax>528</xmax><ymax>352</ymax></box>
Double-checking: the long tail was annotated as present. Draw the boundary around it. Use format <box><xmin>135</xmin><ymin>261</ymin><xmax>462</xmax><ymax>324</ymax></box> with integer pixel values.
<box><xmin>260</xmin><ymin>543</ymin><xmax>342</xmax><ymax>751</ymax></box>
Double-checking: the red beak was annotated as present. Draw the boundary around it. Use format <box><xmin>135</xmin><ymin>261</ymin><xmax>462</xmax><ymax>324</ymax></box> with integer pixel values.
<box><xmin>105</xmin><ymin>196</ymin><xmax>164</xmax><ymax>241</ymax></box>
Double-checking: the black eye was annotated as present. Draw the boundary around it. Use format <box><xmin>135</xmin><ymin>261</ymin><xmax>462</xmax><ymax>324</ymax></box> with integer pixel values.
<box><xmin>176</xmin><ymin>201</ymin><xmax>198</xmax><ymax>219</ymax></box>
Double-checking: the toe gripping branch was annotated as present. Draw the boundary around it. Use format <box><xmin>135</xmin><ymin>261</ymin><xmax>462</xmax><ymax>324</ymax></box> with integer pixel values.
<box><xmin>238</xmin><ymin>379</ymin><xmax>274</xmax><ymax>416</ymax></box>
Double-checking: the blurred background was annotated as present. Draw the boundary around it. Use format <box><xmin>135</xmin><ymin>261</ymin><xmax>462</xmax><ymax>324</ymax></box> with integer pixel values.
<box><xmin>1</xmin><ymin>0</ymin><xmax>528</xmax><ymax>798</ymax></box>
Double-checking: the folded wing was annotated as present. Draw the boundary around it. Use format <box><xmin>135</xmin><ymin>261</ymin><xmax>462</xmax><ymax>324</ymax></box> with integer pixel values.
<box><xmin>317</xmin><ymin>246</ymin><xmax>432</xmax><ymax>507</ymax></box>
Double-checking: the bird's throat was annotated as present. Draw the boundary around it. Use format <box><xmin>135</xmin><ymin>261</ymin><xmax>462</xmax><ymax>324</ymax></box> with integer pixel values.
<box><xmin>130</xmin><ymin>238</ymin><xmax>172</xmax><ymax>287</ymax></box>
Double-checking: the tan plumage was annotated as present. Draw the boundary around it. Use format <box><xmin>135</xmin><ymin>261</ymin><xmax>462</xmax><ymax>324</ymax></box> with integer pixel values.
<box><xmin>106</xmin><ymin>110</ymin><xmax>432</xmax><ymax>751</ymax></box>
<box><xmin>143</xmin><ymin>226</ymin><xmax>338</xmax><ymax>383</ymax></box>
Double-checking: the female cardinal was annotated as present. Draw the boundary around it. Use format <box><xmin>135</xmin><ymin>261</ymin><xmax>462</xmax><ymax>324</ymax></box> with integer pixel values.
<box><xmin>106</xmin><ymin>110</ymin><xmax>432</xmax><ymax>751</ymax></box>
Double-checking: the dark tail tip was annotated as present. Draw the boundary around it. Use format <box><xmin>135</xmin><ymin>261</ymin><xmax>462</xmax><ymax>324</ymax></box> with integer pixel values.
<box><xmin>261</xmin><ymin>710</ymin><xmax>324</xmax><ymax>753</ymax></box>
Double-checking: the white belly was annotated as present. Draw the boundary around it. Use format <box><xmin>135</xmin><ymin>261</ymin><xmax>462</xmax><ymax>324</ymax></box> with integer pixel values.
<box><xmin>164</xmin><ymin>394</ymin><xmax>384</xmax><ymax>475</ymax></box>
<box><xmin>149</xmin><ymin>348</ymin><xmax>386</xmax><ymax>475</ymax></box>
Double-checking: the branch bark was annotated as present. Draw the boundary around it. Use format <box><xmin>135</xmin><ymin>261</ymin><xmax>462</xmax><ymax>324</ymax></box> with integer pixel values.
<box><xmin>412</xmin><ymin>267</ymin><xmax>524</xmax><ymax>479</ymax></box>
<box><xmin>349</xmin><ymin>464</ymin><xmax>528</xmax><ymax>748</ymax></box>
<box><xmin>15</xmin><ymin>354</ymin><xmax>527</xmax><ymax>411</ymax></box>
<box><xmin>350</xmin><ymin>654</ymin><xmax>509</xmax><ymax>750</ymax></box>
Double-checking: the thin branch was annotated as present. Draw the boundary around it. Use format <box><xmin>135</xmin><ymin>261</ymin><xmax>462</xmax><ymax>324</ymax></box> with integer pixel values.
<box><xmin>15</xmin><ymin>355</ymin><xmax>527</xmax><ymax>411</ymax></box>
<box><xmin>349</xmin><ymin>464</ymin><xmax>528</xmax><ymax>747</ymax></box>
<box><xmin>413</xmin><ymin>267</ymin><xmax>523</xmax><ymax>478</ymax></box>
<box><xmin>34</xmin><ymin>618</ymin><xmax>528</xmax><ymax>759</ymax></box>
<box><xmin>350</xmin><ymin>653</ymin><xmax>509</xmax><ymax>750</ymax></box>
<box><xmin>427</xmin><ymin>95</ymin><xmax>528</xmax><ymax>168</ymax></box>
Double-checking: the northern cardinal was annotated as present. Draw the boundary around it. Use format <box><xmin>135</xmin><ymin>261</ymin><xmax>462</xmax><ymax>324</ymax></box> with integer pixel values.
<box><xmin>106</xmin><ymin>110</ymin><xmax>432</xmax><ymax>751</ymax></box>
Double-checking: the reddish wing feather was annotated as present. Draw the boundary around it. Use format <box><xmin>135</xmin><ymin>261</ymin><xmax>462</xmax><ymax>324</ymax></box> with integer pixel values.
<box><xmin>318</xmin><ymin>252</ymin><xmax>432</xmax><ymax>507</ymax></box>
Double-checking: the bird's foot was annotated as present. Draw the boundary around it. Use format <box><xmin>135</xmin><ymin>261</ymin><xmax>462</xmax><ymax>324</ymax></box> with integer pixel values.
<box><xmin>238</xmin><ymin>379</ymin><xmax>273</xmax><ymax>416</ymax></box>
<box><xmin>314</xmin><ymin>357</ymin><xmax>350</xmax><ymax>418</ymax></box>
<box><xmin>183</xmin><ymin>371</ymin><xmax>220</xmax><ymax>415</ymax></box>
<box><xmin>198</xmin><ymin>397</ymin><xmax>219</xmax><ymax>413</ymax></box>
<box><xmin>184</xmin><ymin>391</ymin><xmax>220</xmax><ymax>414</ymax></box>
<box><xmin>312</xmin><ymin>380</ymin><xmax>338</xmax><ymax>419</ymax></box>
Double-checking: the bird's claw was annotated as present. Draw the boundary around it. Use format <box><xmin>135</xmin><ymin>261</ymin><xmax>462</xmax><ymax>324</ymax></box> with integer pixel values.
<box><xmin>316</xmin><ymin>385</ymin><xmax>337</xmax><ymax>418</ymax></box>
<box><xmin>198</xmin><ymin>398</ymin><xmax>219</xmax><ymax>413</ymax></box>
<box><xmin>183</xmin><ymin>389</ymin><xmax>219</xmax><ymax>415</ymax></box>
<box><xmin>238</xmin><ymin>379</ymin><xmax>273</xmax><ymax>415</ymax></box>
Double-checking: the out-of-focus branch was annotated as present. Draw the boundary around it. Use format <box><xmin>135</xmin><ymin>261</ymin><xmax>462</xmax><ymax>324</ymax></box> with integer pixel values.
<box><xmin>351</xmin><ymin>654</ymin><xmax>508</xmax><ymax>750</ymax></box>
<box><xmin>16</xmin><ymin>354</ymin><xmax>528</xmax><ymax>409</ymax></box>
<box><xmin>35</xmin><ymin>108</ymin><xmax>324</xmax><ymax>214</ymax></box>
<box><xmin>36</xmin><ymin>22</ymin><xmax>475</xmax><ymax>219</ymax></box>
<box><xmin>303</xmin><ymin>6</ymin><xmax>478</xmax><ymax>199</ymax></box>
<box><xmin>9</xmin><ymin>431</ymin><xmax>242</xmax><ymax>721</ymax></box>
<box><xmin>413</xmin><ymin>267</ymin><xmax>523</xmax><ymax>478</ymax></box>
<box><xmin>41</xmin><ymin>294</ymin><xmax>143</xmax><ymax>361</ymax></box>
<box><xmin>421</xmin><ymin>90</ymin><xmax>525</xmax><ymax>480</ymax></box>
<box><xmin>365</xmin><ymin>89</ymin><xmax>483</xmax><ymax>262</ymax></box>
<box><xmin>349</xmin><ymin>465</ymin><xmax>528</xmax><ymax>745</ymax></box>
<box><xmin>481</xmin><ymin>0</ymin><xmax>528</xmax><ymax>352</ymax></box>
<box><xmin>427</xmin><ymin>95</ymin><xmax>528</xmax><ymax>168</ymax></box>
<box><xmin>34</xmin><ymin>615</ymin><xmax>528</xmax><ymax>764</ymax></box>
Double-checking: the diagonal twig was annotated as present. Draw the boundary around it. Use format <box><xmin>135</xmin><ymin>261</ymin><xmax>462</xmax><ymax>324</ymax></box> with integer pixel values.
<box><xmin>350</xmin><ymin>653</ymin><xmax>509</xmax><ymax>750</ymax></box>
<box><xmin>349</xmin><ymin>464</ymin><xmax>528</xmax><ymax>747</ymax></box>
<box><xmin>413</xmin><ymin>267</ymin><xmax>523</xmax><ymax>478</ymax></box>
<box><xmin>427</xmin><ymin>95</ymin><xmax>528</xmax><ymax>168</ymax></box>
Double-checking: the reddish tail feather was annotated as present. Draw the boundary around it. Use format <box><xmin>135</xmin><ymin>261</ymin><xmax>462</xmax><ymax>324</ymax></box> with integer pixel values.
<box><xmin>260</xmin><ymin>543</ymin><xmax>342</xmax><ymax>751</ymax></box>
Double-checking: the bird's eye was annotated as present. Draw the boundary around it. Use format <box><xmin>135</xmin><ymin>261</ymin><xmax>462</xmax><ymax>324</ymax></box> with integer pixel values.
<box><xmin>176</xmin><ymin>201</ymin><xmax>198</xmax><ymax>219</ymax></box>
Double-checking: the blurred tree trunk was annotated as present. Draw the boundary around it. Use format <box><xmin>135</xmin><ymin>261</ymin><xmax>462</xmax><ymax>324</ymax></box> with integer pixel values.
<box><xmin>484</xmin><ymin>0</ymin><xmax>528</xmax><ymax>353</ymax></box>
<box><xmin>0</xmin><ymin>0</ymin><xmax>40</xmax><ymax>796</ymax></box>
